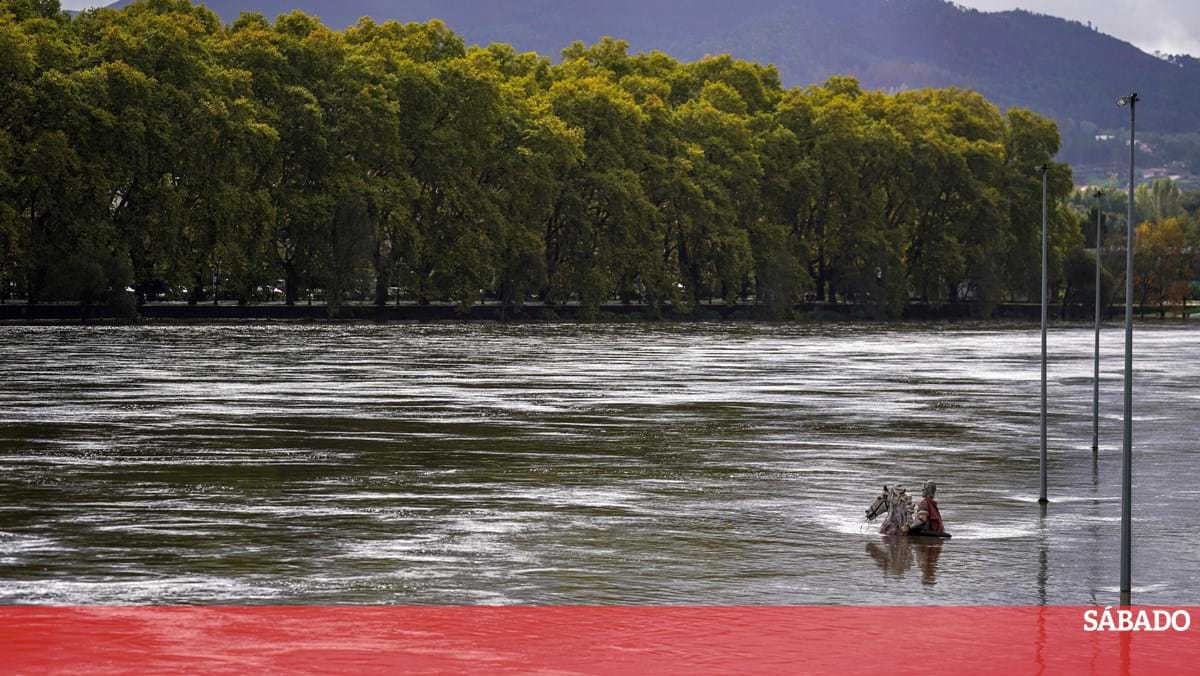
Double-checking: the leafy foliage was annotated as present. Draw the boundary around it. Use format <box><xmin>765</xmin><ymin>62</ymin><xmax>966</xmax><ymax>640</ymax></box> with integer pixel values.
<box><xmin>2</xmin><ymin>1</ymin><xmax>1103</xmax><ymax>317</ymax></box>
<box><xmin>107</xmin><ymin>0</ymin><xmax>1200</xmax><ymax>134</ymax></box>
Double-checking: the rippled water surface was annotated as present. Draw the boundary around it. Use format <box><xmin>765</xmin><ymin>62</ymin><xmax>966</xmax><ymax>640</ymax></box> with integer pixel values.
<box><xmin>1</xmin><ymin>322</ymin><xmax>1197</xmax><ymax>605</ymax></box>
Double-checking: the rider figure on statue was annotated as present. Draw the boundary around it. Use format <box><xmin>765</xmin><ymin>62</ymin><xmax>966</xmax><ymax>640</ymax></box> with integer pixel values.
<box><xmin>904</xmin><ymin>481</ymin><xmax>945</xmax><ymax>536</ymax></box>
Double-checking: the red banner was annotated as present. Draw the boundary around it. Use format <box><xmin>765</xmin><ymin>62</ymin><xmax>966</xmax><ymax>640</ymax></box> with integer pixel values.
<box><xmin>1</xmin><ymin>606</ymin><xmax>1197</xmax><ymax>674</ymax></box>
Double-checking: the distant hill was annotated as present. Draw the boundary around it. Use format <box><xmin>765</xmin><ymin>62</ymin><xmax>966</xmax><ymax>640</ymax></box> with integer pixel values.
<box><xmin>107</xmin><ymin>0</ymin><xmax>1200</xmax><ymax>133</ymax></box>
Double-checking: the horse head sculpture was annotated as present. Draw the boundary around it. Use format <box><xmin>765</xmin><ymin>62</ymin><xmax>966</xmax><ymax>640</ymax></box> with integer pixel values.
<box><xmin>865</xmin><ymin>485</ymin><xmax>913</xmax><ymax>535</ymax></box>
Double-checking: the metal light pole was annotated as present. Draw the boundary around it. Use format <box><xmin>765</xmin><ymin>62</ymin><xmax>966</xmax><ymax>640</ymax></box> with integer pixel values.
<box><xmin>1039</xmin><ymin>164</ymin><xmax>1049</xmax><ymax>505</ymax></box>
<box><xmin>1093</xmin><ymin>190</ymin><xmax>1103</xmax><ymax>456</ymax></box>
<box><xmin>1116</xmin><ymin>92</ymin><xmax>1138</xmax><ymax>606</ymax></box>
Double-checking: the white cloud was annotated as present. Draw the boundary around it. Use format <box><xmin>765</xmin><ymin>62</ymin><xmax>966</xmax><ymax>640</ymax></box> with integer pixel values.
<box><xmin>958</xmin><ymin>0</ymin><xmax>1200</xmax><ymax>56</ymax></box>
<box><xmin>59</xmin><ymin>1</ymin><xmax>104</xmax><ymax>9</ymax></box>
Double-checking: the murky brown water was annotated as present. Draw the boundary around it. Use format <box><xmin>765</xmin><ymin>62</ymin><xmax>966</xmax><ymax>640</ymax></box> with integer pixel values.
<box><xmin>0</xmin><ymin>322</ymin><xmax>1196</xmax><ymax>605</ymax></box>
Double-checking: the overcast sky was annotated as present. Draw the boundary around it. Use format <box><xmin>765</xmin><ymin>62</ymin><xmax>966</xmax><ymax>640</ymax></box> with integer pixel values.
<box><xmin>958</xmin><ymin>0</ymin><xmax>1200</xmax><ymax>56</ymax></box>
<box><xmin>57</xmin><ymin>0</ymin><xmax>1200</xmax><ymax>57</ymax></box>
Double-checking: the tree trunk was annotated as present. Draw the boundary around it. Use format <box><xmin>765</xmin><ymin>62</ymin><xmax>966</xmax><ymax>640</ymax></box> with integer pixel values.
<box><xmin>284</xmin><ymin>263</ymin><xmax>297</xmax><ymax>306</ymax></box>
<box><xmin>816</xmin><ymin>246</ymin><xmax>827</xmax><ymax>302</ymax></box>
<box><xmin>373</xmin><ymin>256</ymin><xmax>389</xmax><ymax>307</ymax></box>
<box><xmin>188</xmin><ymin>271</ymin><xmax>204</xmax><ymax>306</ymax></box>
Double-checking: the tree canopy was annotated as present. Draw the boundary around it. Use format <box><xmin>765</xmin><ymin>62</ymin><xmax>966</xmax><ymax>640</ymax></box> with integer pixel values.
<box><xmin>2</xmin><ymin>0</ymin><xmax>1129</xmax><ymax>318</ymax></box>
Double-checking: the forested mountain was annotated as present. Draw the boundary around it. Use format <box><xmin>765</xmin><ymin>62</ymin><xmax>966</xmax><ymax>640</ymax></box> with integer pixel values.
<box><xmin>106</xmin><ymin>0</ymin><xmax>1200</xmax><ymax>133</ymax></box>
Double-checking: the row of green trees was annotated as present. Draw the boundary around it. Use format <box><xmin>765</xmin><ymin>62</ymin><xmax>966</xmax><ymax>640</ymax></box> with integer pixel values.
<box><xmin>3</xmin><ymin>0</ymin><xmax>1093</xmax><ymax>317</ymax></box>
<box><xmin>1068</xmin><ymin>179</ymin><xmax>1200</xmax><ymax>317</ymax></box>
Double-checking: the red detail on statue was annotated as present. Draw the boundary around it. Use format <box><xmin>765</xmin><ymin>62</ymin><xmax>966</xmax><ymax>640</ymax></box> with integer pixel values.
<box><xmin>923</xmin><ymin>496</ymin><xmax>945</xmax><ymax>534</ymax></box>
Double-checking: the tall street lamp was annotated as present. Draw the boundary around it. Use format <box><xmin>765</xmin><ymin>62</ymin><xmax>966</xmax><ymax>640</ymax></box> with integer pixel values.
<box><xmin>1116</xmin><ymin>92</ymin><xmax>1138</xmax><ymax>606</ymax></box>
<box><xmin>1039</xmin><ymin>164</ymin><xmax>1049</xmax><ymax>505</ymax></box>
<box><xmin>1093</xmin><ymin>190</ymin><xmax>1104</xmax><ymax>456</ymax></box>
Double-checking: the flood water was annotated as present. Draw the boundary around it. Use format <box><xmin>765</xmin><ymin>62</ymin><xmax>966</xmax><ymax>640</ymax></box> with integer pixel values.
<box><xmin>0</xmin><ymin>322</ymin><xmax>1197</xmax><ymax>606</ymax></box>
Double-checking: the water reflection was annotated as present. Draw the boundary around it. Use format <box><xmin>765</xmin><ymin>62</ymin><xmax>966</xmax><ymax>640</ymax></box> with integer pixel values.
<box><xmin>1034</xmin><ymin>503</ymin><xmax>1049</xmax><ymax>674</ymax></box>
<box><xmin>864</xmin><ymin>537</ymin><xmax>942</xmax><ymax>585</ymax></box>
<box><xmin>1088</xmin><ymin>455</ymin><xmax>1100</xmax><ymax>606</ymax></box>
<box><xmin>1119</xmin><ymin>631</ymin><xmax>1132</xmax><ymax>676</ymax></box>
<box><xmin>1037</xmin><ymin>502</ymin><xmax>1049</xmax><ymax>606</ymax></box>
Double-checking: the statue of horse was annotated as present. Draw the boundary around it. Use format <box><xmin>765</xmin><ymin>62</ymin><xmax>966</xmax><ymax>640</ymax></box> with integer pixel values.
<box><xmin>864</xmin><ymin>485</ymin><xmax>914</xmax><ymax>535</ymax></box>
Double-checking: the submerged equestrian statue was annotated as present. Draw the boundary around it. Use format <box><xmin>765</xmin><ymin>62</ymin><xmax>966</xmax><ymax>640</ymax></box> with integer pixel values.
<box><xmin>905</xmin><ymin>481</ymin><xmax>946</xmax><ymax>537</ymax></box>
<box><xmin>864</xmin><ymin>481</ymin><xmax>949</xmax><ymax>538</ymax></box>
